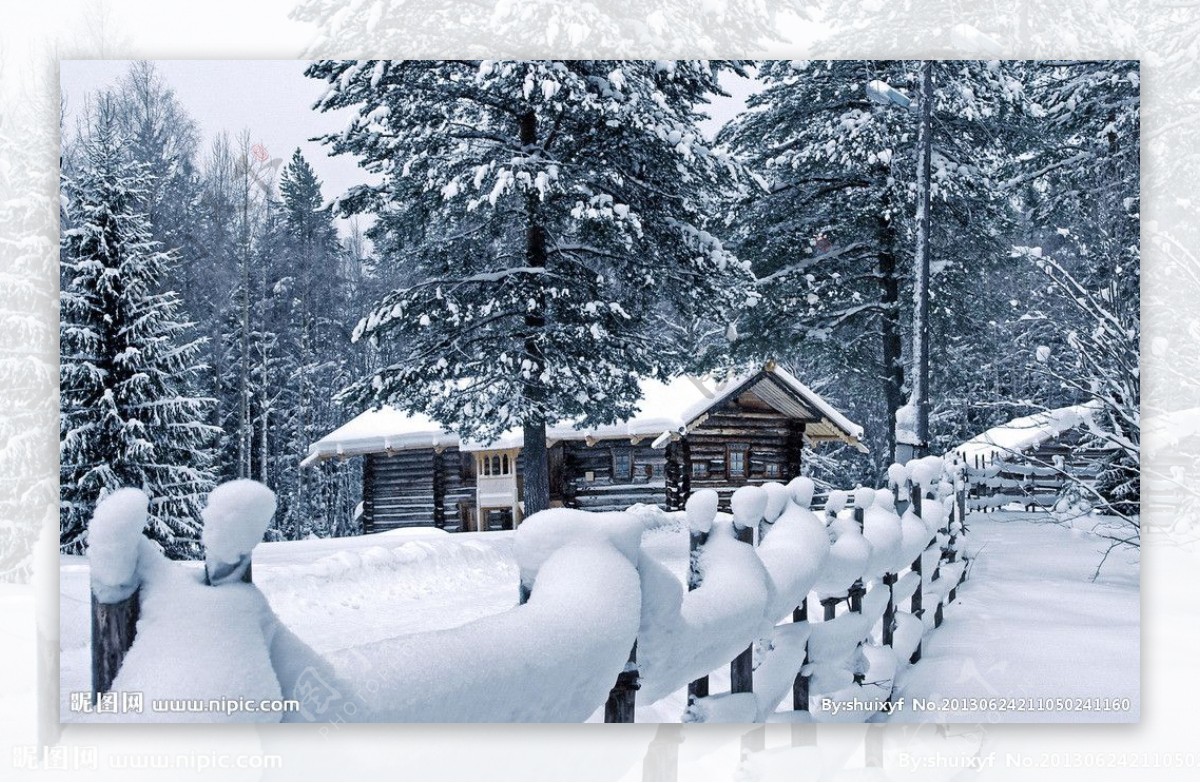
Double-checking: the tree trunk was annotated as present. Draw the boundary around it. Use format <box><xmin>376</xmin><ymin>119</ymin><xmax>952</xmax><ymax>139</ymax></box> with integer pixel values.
<box><xmin>877</xmin><ymin>205</ymin><xmax>905</xmax><ymax>464</ymax></box>
<box><xmin>519</xmin><ymin>109</ymin><xmax>551</xmax><ymax>516</ymax></box>
<box><xmin>911</xmin><ymin>60</ymin><xmax>934</xmax><ymax>456</ymax></box>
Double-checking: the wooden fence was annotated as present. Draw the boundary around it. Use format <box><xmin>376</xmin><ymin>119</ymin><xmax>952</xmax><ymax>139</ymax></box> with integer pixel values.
<box><xmin>598</xmin><ymin>469</ymin><xmax>971</xmax><ymax>723</ymax></box>
<box><xmin>89</xmin><ymin>469</ymin><xmax>971</xmax><ymax>723</ymax></box>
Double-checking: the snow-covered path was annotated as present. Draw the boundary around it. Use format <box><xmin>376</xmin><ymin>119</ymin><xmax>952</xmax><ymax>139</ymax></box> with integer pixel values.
<box><xmin>887</xmin><ymin>511</ymin><xmax>1139</xmax><ymax>722</ymax></box>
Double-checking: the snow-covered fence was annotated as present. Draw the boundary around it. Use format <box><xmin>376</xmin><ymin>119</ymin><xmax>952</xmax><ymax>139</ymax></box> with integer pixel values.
<box><xmin>88</xmin><ymin>481</ymin><xmax>278</xmax><ymax>699</ymax></box>
<box><xmin>961</xmin><ymin>453</ymin><xmax>1069</xmax><ymax>511</ymax></box>
<box><xmin>572</xmin><ymin>456</ymin><xmax>973</xmax><ymax>723</ymax></box>
<box><xmin>84</xmin><ymin>463</ymin><xmax>972</xmax><ymax>724</ymax></box>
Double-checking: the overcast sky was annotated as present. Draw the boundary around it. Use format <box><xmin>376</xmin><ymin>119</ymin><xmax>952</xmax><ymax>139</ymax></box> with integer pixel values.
<box><xmin>60</xmin><ymin>60</ymin><xmax>761</xmax><ymax>237</ymax></box>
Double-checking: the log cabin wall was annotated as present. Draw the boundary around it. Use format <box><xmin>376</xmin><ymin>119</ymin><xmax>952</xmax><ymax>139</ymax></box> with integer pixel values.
<box><xmin>438</xmin><ymin>447</ymin><xmax>477</xmax><ymax>530</ymax></box>
<box><xmin>362</xmin><ymin>449</ymin><xmax>438</xmax><ymax>532</ymax></box>
<box><xmin>683</xmin><ymin>390</ymin><xmax>807</xmax><ymax>510</ymax></box>
<box><xmin>562</xmin><ymin>440</ymin><xmax>669</xmax><ymax>511</ymax></box>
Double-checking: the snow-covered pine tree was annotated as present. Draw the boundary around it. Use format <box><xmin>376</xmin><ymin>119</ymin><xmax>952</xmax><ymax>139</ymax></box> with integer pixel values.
<box><xmin>719</xmin><ymin>60</ymin><xmax>1019</xmax><ymax>470</ymax></box>
<box><xmin>59</xmin><ymin>105</ymin><xmax>219</xmax><ymax>558</ymax></box>
<box><xmin>267</xmin><ymin>149</ymin><xmax>356</xmax><ymax>538</ymax></box>
<box><xmin>308</xmin><ymin>60</ymin><xmax>756</xmax><ymax>514</ymax></box>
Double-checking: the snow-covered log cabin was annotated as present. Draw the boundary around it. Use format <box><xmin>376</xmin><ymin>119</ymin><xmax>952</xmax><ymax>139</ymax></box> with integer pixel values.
<box><xmin>303</xmin><ymin>363</ymin><xmax>865</xmax><ymax>532</ymax></box>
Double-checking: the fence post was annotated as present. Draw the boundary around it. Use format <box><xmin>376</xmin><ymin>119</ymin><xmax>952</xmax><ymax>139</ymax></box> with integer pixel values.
<box><xmin>91</xmin><ymin>591</ymin><xmax>139</xmax><ymax>700</ymax></box>
<box><xmin>686</xmin><ymin>491</ymin><xmax>716</xmax><ymax>707</ymax></box>
<box><xmin>909</xmin><ymin>484</ymin><xmax>929</xmax><ymax>663</ymax></box>
<box><xmin>87</xmin><ymin>488</ymin><xmax>151</xmax><ymax>701</ymax></box>
<box><xmin>605</xmin><ymin>642</ymin><xmax>639</xmax><ymax>723</ymax></box>
<box><xmin>849</xmin><ymin>498</ymin><xmax>866</xmax><ymax>612</ymax></box>
<box><xmin>882</xmin><ymin>573</ymin><xmax>897</xmax><ymax>647</ymax></box>
<box><xmin>729</xmin><ymin>519</ymin><xmax>754</xmax><ymax>695</ymax></box>
<box><xmin>728</xmin><ymin>487</ymin><xmax>763</xmax><ymax>697</ymax></box>
<box><xmin>792</xmin><ymin>598</ymin><xmax>809</xmax><ymax>712</ymax></box>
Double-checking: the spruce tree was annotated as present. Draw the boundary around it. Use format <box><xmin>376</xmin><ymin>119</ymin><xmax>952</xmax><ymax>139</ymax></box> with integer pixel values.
<box><xmin>307</xmin><ymin>60</ymin><xmax>755</xmax><ymax>514</ymax></box>
<box><xmin>59</xmin><ymin>106</ymin><xmax>218</xmax><ymax>557</ymax></box>
<box><xmin>719</xmin><ymin>60</ymin><xmax>1020</xmax><ymax>470</ymax></box>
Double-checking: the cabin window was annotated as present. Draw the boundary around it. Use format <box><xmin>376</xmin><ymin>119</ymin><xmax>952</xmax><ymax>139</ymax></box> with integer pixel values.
<box><xmin>726</xmin><ymin>444</ymin><xmax>749</xmax><ymax>479</ymax></box>
<box><xmin>764</xmin><ymin>463</ymin><xmax>780</xmax><ymax>479</ymax></box>
<box><xmin>612</xmin><ymin>448</ymin><xmax>633</xmax><ymax>481</ymax></box>
<box><xmin>691</xmin><ymin>461</ymin><xmax>708</xmax><ymax>479</ymax></box>
<box><xmin>501</xmin><ymin>454</ymin><xmax>510</xmax><ymax>475</ymax></box>
<box><xmin>460</xmin><ymin>451</ymin><xmax>475</xmax><ymax>480</ymax></box>
<box><xmin>492</xmin><ymin>455</ymin><xmax>502</xmax><ymax>476</ymax></box>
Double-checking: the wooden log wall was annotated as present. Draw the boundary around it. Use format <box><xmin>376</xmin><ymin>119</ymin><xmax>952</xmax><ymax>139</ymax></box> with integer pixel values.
<box><xmin>685</xmin><ymin>393</ymin><xmax>806</xmax><ymax>510</ymax></box>
<box><xmin>562</xmin><ymin>440</ymin><xmax>669</xmax><ymax>512</ymax></box>
<box><xmin>438</xmin><ymin>447</ymin><xmax>476</xmax><ymax>530</ymax></box>
<box><xmin>363</xmin><ymin>450</ymin><xmax>438</xmax><ymax>532</ymax></box>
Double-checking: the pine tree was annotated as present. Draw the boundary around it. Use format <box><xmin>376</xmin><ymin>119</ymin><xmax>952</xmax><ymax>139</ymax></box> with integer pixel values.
<box><xmin>265</xmin><ymin>150</ymin><xmax>355</xmax><ymax>538</ymax></box>
<box><xmin>59</xmin><ymin>105</ymin><xmax>219</xmax><ymax>557</ymax></box>
<box><xmin>308</xmin><ymin>59</ymin><xmax>756</xmax><ymax>514</ymax></box>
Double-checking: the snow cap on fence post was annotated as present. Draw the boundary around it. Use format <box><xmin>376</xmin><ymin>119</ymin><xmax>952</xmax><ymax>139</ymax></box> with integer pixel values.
<box><xmin>788</xmin><ymin>476</ymin><xmax>815</xmax><ymax>509</ymax></box>
<box><xmin>201</xmin><ymin>480</ymin><xmax>276</xmax><ymax>586</ymax></box>
<box><xmin>762</xmin><ymin>482</ymin><xmax>790</xmax><ymax>524</ymax></box>
<box><xmin>730</xmin><ymin>485</ymin><xmax>768</xmax><ymax>536</ymax></box>
<box><xmin>863</xmin><ymin>488</ymin><xmax>902</xmax><ymax>578</ymax></box>
<box><xmin>887</xmin><ymin>463</ymin><xmax>909</xmax><ymax>492</ymax></box>
<box><xmin>854</xmin><ymin>487</ymin><xmax>876</xmax><ymax>511</ymax></box>
<box><xmin>685</xmin><ymin>489</ymin><xmax>719</xmax><ymax>535</ymax></box>
<box><xmin>88</xmin><ymin>488</ymin><xmax>149</xmax><ymax>604</ymax></box>
<box><xmin>908</xmin><ymin>456</ymin><xmax>945</xmax><ymax>495</ymax></box>
<box><xmin>825</xmin><ymin>490</ymin><xmax>848</xmax><ymax>519</ymax></box>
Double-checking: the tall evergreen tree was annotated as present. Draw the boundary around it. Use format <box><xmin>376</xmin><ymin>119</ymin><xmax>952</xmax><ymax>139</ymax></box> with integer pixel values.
<box><xmin>307</xmin><ymin>59</ymin><xmax>756</xmax><ymax>514</ymax></box>
<box><xmin>719</xmin><ymin>60</ymin><xmax>1020</xmax><ymax>474</ymax></box>
<box><xmin>59</xmin><ymin>105</ymin><xmax>218</xmax><ymax>557</ymax></box>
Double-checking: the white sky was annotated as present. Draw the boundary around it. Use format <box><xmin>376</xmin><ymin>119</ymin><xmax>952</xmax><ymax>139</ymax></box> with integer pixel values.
<box><xmin>60</xmin><ymin>60</ymin><xmax>366</xmax><ymax>230</ymax></box>
<box><xmin>59</xmin><ymin>60</ymin><xmax>763</xmax><ymax>237</ymax></box>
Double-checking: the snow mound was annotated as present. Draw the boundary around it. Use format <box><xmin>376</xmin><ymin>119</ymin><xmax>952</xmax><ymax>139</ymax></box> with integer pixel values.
<box><xmin>758</xmin><ymin>500</ymin><xmax>830</xmax><ymax>624</ymax></box>
<box><xmin>824</xmin><ymin>489</ymin><xmax>848</xmax><ymax>517</ymax></box>
<box><xmin>201</xmin><ymin>480</ymin><xmax>277</xmax><ymax>566</ymax></box>
<box><xmin>954</xmin><ymin>401</ymin><xmax>1101</xmax><ymax>464</ymax></box>
<box><xmin>762</xmin><ymin>482</ymin><xmax>790</xmax><ymax>523</ymax></box>
<box><xmin>854</xmin><ymin>487</ymin><xmax>875</xmax><ymax>510</ymax></box>
<box><xmin>686</xmin><ymin>489</ymin><xmax>719</xmax><ymax>534</ymax></box>
<box><xmin>513</xmin><ymin>508</ymin><xmax>642</xmax><ymax>594</ymax></box>
<box><xmin>731</xmin><ymin>485</ymin><xmax>768</xmax><ymax>532</ymax></box>
<box><xmin>331</xmin><ymin>541</ymin><xmax>641</xmax><ymax>722</ymax></box>
<box><xmin>862</xmin><ymin>491</ymin><xmax>902</xmax><ymax>578</ymax></box>
<box><xmin>788</xmin><ymin>476</ymin><xmax>815</xmax><ymax>509</ymax></box>
<box><xmin>88</xmin><ymin>488</ymin><xmax>150</xmax><ymax>603</ymax></box>
<box><xmin>813</xmin><ymin>528</ymin><xmax>870</xmax><ymax>597</ymax></box>
<box><xmin>88</xmin><ymin>540</ymin><xmax>287</xmax><ymax>723</ymax></box>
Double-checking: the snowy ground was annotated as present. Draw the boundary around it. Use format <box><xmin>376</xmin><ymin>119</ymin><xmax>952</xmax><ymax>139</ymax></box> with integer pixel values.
<box><xmin>60</xmin><ymin>510</ymin><xmax>1138</xmax><ymax>723</ymax></box>
<box><xmin>887</xmin><ymin>511</ymin><xmax>1139</xmax><ymax>723</ymax></box>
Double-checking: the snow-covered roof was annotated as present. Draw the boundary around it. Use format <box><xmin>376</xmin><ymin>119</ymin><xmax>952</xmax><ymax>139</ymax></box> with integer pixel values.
<box><xmin>951</xmin><ymin>401</ymin><xmax>1102</xmax><ymax>464</ymax></box>
<box><xmin>303</xmin><ymin>364</ymin><xmax>864</xmax><ymax>466</ymax></box>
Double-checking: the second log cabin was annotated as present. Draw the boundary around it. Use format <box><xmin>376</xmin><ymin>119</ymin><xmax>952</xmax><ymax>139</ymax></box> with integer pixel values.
<box><xmin>303</xmin><ymin>363</ymin><xmax>865</xmax><ymax>533</ymax></box>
